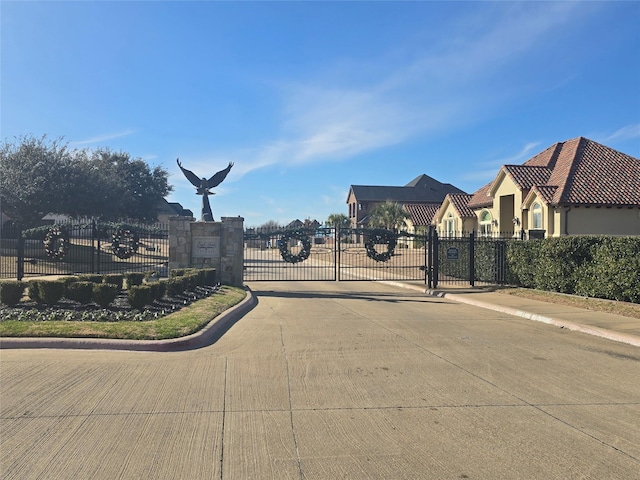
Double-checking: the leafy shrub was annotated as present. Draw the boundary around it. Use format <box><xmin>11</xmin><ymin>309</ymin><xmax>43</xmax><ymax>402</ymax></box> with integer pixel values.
<box><xmin>533</xmin><ymin>237</ymin><xmax>597</xmax><ymax>293</ymax></box>
<box><xmin>170</xmin><ymin>268</ymin><xmax>190</xmax><ymax>277</ymax></box>
<box><xmin>124</xmin><ymin>272</ymin><xmax>145</xmax><ymax>288</ymax></box>
<box><xmin>147</xmin><ymin>282</ymin><xmax>165</xmax><ymax>302</ymax></box>
<box><xmin>166</xmin><ymin>276</ymin><xmax>187</xmax><ymax>297</ymax></box>
<box><xmin>27</xmin><ymin>281</ymin><xmax>43</xmax><ymax>303</ymax></box>
<box><xmin>38</xmin><ymin>281</ymin><xmax>65</xmax><ymax>306</ymax></box>
<box><xmin>78</xmin><ymin>274</ymin><xmax>104</xmax><ymax>284</ymax></box>
<box><xmin>505</xmin><ymin>239</ymin><xmax>542</xmax><ymax>287</ymax></box>
<box><xmin>103</xmin><ymin>274</ymin><xmax>124</xmax><ymax>289</ymax></box>
<box><xmin>127</xmin><ymin>285</ymin><xmax>154</xmax><ymax>310</ymax></box>
<box><xmin>92</xmin><ymin>283</ymin><xmax>119</xmax><ymax>308</ymax></box>
<box><xmin>0</xmin><ymin>281</ymin><xmax>25</xmax><ymax>307</ymax></box>
<box><xmin>65</xmin><ymin>281</ymin><xmax>94</xmax><ymax>304</ymax></box>
<box><xmin>575</xmin><ymin>237</ymin><xmax>640</xmax><ymax>303</ymax></box>
<box><xmin>202</xmin><ymin>268</ymin><xmax>217</xmax><ymax>285</ymax></box>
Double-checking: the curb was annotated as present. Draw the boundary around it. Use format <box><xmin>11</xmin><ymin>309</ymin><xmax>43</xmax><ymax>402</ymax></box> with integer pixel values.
<box><xmin>0</xmin><ymin>288</ymin><xmax>258</xmax><ymax>352</ymax></box>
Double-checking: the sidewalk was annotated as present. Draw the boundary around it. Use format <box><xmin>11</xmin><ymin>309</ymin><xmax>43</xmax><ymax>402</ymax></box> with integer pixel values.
<box><xmin>384</xmin><ymin>280</ymin><xmax>640</xmax><ymax>348</ymax></box>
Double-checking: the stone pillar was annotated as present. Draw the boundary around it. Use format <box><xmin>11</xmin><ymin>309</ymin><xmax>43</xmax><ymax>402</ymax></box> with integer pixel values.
<box><xmin>168</xmin><ymin>216</ymin><xmax>195</xmax><ymax>270</ymax></box>
<box><xmin>220</xmin><ymin>216</ymin><xmax>244</xmax><ymax>287</ymax></box>
<box><xmin>168</xmin><ymin>216</ymin><xmax>244</xmax><ymax>287</ymax></box>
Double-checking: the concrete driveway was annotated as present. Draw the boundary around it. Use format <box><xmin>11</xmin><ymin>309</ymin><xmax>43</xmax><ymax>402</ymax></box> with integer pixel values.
<box><xmin>2</xmin><ymin>281</ymin><xmax>639</xmax><ymax>479</ymax></box>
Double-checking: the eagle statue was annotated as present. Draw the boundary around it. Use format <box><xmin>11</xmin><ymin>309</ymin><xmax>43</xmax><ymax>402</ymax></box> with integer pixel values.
<box><xmin>177</xmin><ymin>159</ymin><xmax>233</xmax><ymax>222</ymax></box>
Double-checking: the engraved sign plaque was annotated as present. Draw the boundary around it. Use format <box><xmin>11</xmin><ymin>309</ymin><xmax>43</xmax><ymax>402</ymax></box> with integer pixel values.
<box><xmin>192</xmin><ymin>236</ymin><xmax>220</xmax><ymax>258</ymax></box>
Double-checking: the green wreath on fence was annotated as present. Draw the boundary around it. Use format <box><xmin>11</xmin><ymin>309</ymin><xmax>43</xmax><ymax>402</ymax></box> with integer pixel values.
<box><xmin>43</xmin><ymin>227</ymin><xmax>69</xmax><ymax>260</ymax></box>
<box><xmin>279</xmin><ymin>231</ymin><xmax>312</xmax><ymax>264</ymax></box>
<box><xmin>111</xmin><ymin>229</ymin><xmax>139</xmax><ymax>259</ymax></box>
<box><xmin>365</xmin><ymin>229</ymin><xmax>397</xmax><ymax>263</ymax></box>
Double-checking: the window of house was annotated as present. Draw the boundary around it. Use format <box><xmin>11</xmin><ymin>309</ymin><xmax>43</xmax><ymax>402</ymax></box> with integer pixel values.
<box><xmin>532</xmin><ymin>203</ymin><xmax>542</xmax><ymax>229</ymax></box>
<box><xmin>479</xmin><ymin>210</ymin><xmax>492</xmax><ymax>237</ymax></box>
<box><xmin>445</xmin><ymin>213</ymin><xmax>454</xmax><ymax>237</ymax></box>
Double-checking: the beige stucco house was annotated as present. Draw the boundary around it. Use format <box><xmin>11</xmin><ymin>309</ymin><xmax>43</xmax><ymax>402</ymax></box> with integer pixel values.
<box><xmin>433</xmin><ymin>137</ymin><xmax>640</xmax><ymax>237</ymax></box>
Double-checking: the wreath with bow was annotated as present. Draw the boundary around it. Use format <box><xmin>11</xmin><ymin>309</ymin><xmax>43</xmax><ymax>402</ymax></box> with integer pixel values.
<box><xmin>365</xmin><ymin>229</ymin><xmax>397</xmax><ymax>262</ymax></box>
<box><xmin>43</xmin><ymin>227</ymin><xmax>69</xmax><ymax>260</ymax></box>
<box><xmin>279</xmin><ymin>231</ymin><xmax>312</xmax><ymax>264</ymax></box>
<box><xmin>111</xmin><ymin>229</ymin><xmax>139</xmax><ymax>259</ymax></box>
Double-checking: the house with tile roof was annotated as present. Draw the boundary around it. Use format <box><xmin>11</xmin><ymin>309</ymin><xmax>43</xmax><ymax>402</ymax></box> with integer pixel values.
<box><xmin>346</xmin><ymin>174</ymin><xmax>466</xmax><ymax>229</ymax></box>
<box><xmin>433</xmin><ymin>137</ymin><xmax>640</xmax><ymax>237</ymax></box>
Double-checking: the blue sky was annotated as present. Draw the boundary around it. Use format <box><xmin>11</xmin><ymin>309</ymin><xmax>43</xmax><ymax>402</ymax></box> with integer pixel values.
<box><xmin>2</xmin><ymin>1</ymin><xmax>639</xmax><ymax>227</ymax></box>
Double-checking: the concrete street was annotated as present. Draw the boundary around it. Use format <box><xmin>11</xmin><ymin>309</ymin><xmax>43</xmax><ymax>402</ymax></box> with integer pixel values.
<box><xmin>1</xmin><ymin>281</ymin><xmax>639</xmax><ymax>479</ymax></box>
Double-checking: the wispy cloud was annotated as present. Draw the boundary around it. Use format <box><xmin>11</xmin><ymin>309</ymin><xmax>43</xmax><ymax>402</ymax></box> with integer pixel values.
<box><xmin>601</xmin><ymin>124</ymin><xmax>640</xmax><ymax>142</ymax></box>
<box><xmin>71</xmin><ymin>130</ymin><xmax>135</xmax><ymax>146</ymax></box>
<box><xmin>192</xmin><ymin>2</ymin><xmax>590</xmax><ymax>178</ymax></box>
<box><xmin>463</xmin><ymin>141</ymin><xmax>542</xmax><ymax>183</ymax></box>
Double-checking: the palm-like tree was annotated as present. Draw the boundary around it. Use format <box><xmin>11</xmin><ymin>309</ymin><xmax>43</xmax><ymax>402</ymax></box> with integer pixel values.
<box><xmin>368</xmin><ymin>201</ymin><xmax>410</xmax><ymax>231</ymax></box>
<box><xmin>326</xmin><ymin>213</ymin><xmax>350</xmax><ymax>229</ymax></box>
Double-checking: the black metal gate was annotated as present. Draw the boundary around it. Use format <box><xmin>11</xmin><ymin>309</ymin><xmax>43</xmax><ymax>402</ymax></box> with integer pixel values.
<box><xmin>243</xmin><ymin>226</ymin><xmax>509</xmax><ymax>288</ymax></box>
<box><xmin>243</xmin><ymin>226</ymin><xmax>431</xmax><ymax>283</ymax></box>
<box><xmin>0</xmin><ymin>221</ymin><xmax>169</xmax><ymax>280</ymax></box>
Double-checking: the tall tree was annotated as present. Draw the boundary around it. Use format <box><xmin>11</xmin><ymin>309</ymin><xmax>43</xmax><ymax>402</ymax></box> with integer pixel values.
<box><xmin>0</xmin><ymin>135</ymin><xmax>172</xmax><ymax>226</ymax></box>
<box><xmin>0</xmin><ymin>135</ymin><xmax>81</xmax><ymax>227</ymax></box>
<box><xmin>88</xmin><ymin>149</ymin><xmax>172</xmax><ymax>222</ymax></box>
<box><xmin>368</xmin><ymin>201</ymin><xmax>410</xmax><ymax>231</ymax></box>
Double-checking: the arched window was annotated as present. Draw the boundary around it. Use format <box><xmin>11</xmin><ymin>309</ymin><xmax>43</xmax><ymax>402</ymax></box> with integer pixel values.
<box><xmin>445</xmin><ymin>213</ymin><xmax>455</xmax><ymax>237</ymax></box>
<box><xmin>479</xmin><ymin>210</ymin><xmax>493</xmax><ymax>237</ymax></box>
<box><xmin>532</xmin><ymin>203</ymin><xmax>543</xmax><ymax>229</ymax></box>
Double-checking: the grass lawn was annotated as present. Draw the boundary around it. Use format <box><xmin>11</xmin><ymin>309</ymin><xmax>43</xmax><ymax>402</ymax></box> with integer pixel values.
<box><xmin>0</xmin><ymin>285</ymin><xmax>246</xmax><ymax>340</ymax></box>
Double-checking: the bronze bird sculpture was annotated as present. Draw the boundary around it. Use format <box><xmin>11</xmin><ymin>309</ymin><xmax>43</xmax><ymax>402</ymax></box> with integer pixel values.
<box><xmin>177</xmin><ymin>159</ymin><xmax>233</xmax><ymax>221</ymax></box>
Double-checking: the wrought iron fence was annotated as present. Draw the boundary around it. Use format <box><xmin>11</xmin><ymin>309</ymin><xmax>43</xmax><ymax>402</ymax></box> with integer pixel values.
<box><xmin>0</xmin><ymin>221</ymin><xmax>169</xmax><ymax>280</ymax></box>
<box><xmin>241</xmin><ymin>227</ymin><xmax>523</xmax><ymax>287</ymax></box>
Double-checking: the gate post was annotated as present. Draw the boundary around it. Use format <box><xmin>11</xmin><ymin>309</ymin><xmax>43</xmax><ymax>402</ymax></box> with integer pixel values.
<box><xmin>17</xmin><ymin>223</ymin><xmax>24</xmax><ymax>281</ymax></box>
<box><xmin>335</xmin><ymin>226</ymin><xmax>341</xmax><ymax>281</ymax></box>
<box><xmin>469</xmin><ymin>231</ymin><xmax>475</xmax><ymax>287</ymax></box>
<box><xmin>432</xmin><ymin>229</ymin><xmax>438</xmax><ymax>289</ymax></box>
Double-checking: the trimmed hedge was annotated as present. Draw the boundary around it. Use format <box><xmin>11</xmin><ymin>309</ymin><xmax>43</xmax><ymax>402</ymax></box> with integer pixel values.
<box><xmin>38</xmin><ymin>281</ymin><xmax>65</xmax><ymax>306</ymax></box>
<box><xmin>0</xmin><ymin>281</ymin><xmax>25</xmax><ymax>307</ymax></box>
<box><xmin>103</xmin><ymin>274</ymin><xmax>124</xmax><ymax>289</ymax></box>
<box><xmin>65</xmin><ymin>281</ymin><xmax>94</xmax><ymax>305</ymax></box>
<box><xmin>124</xmin><ymin>272</ymin><xmax>145</xmax><ymax>288</ymax></box>
<box><xmin>127</xmin><ymin>285</ymin><xmax>154</xmax><ymax>310</ymax></box>
<box><xmin>78</xmin><ymin>274</ymin><xmax>104</xmax><ymax>284</ymax></box>
<box><xmin>506</xmin><ymin>236</ymin><xmax>640</xmax><ymax>303</ymax></box>
<box><xmin>92</xmin><ymin>283</ymin><xmax>119</xmax><ymax>308</ymax></box>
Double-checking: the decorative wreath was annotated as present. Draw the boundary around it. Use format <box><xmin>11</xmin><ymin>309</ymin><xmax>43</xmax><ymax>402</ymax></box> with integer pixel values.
<box><xmin>43</xmin><ymin>227</ymin><xmax>69</xmax><ymax>260</ymax></box>
<box><xmin>365</xmin><ymin>229</ymin><xmax>397</xmax><ymax>262</ymax></box>
<box><xmin>111</xmin><ymin>229</ymin><xmax>139</xmax><ymax>259</ymax></box>
<box><xmin>279</xmin><ymin>231</ymin><xmax>312</xmax><ymax>264</ymax></box>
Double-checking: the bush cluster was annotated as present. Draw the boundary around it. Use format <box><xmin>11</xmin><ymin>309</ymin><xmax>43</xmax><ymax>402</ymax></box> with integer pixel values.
<box><xmin>0</xmin><ymin>281</ymin><xmax>25</xmax><ymax>307</ymax></box>
<box><xmin>1</xmin><ymin>268</ymin><xmax>218</xmax><ymax>309</ymax></box>
<box><xmin>506</xmin><ymin>236</ymin><xmax>640</xmax><ymax>303</ymax></box>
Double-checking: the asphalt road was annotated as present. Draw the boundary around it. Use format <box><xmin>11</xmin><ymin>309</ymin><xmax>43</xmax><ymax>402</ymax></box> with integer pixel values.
<box><xmin>1</xmin><ymin>281</ymin><xmax>639</xmax><ymax>479</ymax></box>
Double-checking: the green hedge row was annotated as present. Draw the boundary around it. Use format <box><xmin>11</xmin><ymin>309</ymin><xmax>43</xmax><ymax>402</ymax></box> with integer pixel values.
<box><xmin>506</xmin><ymin>236</ymin><xmax>640</xmax><ymax>303</ymax></box>
<box><xmin>1</xmin><ymin>268</ymin><xmax>218</xmax><ymax>309</ymax></box>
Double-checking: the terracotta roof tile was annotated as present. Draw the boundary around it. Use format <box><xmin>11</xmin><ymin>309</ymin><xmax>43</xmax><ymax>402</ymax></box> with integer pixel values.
<box><xmin>503</xmin><ymin>165</ymin><xmax>552</xmax><ymax>190</ymax></box>
<box><xmin>403</xmin><ymin>203</ymin><xmax>441</xmax><ymax>226</ymax></box>
<box><xmin>448</xmin><ymin>193</ymin><xmax>475</xmax><ymax>217</ymax></box>
<box><xmin>467</xmin><ymin>182</ymin><xmax>493</xmax><ymax>208</ymax></box>
<box><xmin>500</xmin><ymin>137</ymin><xmax>639</xmax><ymax>207</ymax></box>
<box><xmin>530</xmin><ymin>185</ymin><xmax>558</xmax><ymax>205</ymax></box>
<box><xmin>552</xmin><ymin>137</ymin><xmax>640</xmax><ymax>205</ymax></box>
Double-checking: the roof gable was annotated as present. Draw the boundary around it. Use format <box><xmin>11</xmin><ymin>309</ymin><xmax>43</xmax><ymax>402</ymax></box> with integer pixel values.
<box><xmin>486</xmin><ymin>137</ymin><xmax>640</xmax><ymax>207</ymax></box>
<box><xmin>348</xmin><ymin>174</ymin><xmax>466</xmax><ymax>204</ymax></box>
